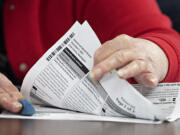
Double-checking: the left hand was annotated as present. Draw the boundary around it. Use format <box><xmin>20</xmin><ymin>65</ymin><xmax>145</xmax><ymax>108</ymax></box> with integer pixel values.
<box><xmin>0</xmin><ymin>73</ymin><xmax>23</xmax><ymax>113</ymax></box>
<box><xmin>90</xmin><ymin>34</ymin><xmax>169</xmax><ymax>87</ymax></box>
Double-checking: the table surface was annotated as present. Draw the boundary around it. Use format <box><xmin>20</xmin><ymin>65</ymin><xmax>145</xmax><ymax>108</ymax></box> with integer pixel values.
<box><xmin>0</xmin><ymin>119</ymin><xmax>179</xmax><ymax>135</ymax></box>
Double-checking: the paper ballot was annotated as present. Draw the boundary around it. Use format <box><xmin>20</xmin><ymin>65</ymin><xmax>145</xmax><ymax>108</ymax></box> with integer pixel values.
<box><xmin>1</xmin><ymin>21</ymin><xmax>180</xmax><ymax>124</ymax></box>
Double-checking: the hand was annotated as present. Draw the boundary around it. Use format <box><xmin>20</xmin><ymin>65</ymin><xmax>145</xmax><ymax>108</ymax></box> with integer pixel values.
<box><xmin>90</xmin><ymin>34</ymin><xmax>169</xmax><ymax>87</ymax></box>
<box><xmin>0</xmin><ymin>73</ymin><xmax>23</xmax><ymax>112</ymax></box>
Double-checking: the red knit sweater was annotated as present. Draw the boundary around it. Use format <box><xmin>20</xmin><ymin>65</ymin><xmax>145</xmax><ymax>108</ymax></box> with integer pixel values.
<box><xmin>3</xmin><ymin>0</ymin><xmax>180</xmax><ymax>82</ymax></box>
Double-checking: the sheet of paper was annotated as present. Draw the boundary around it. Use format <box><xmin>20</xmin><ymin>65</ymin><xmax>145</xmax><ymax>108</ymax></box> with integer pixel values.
<box><xmin>99</xmin><ymin>70</ymin><xmax>166</xmax><ymax>120</ymax></box>
<box><xmin>136</xmin><ymin>83</ymin><xmax>180</xmax><ymax>121</ymax></box>
<box><xmin>0</xmin><ymin>105</ymin><xmax>162</xmax><ymax>124</ymax></box>
<box><xmin>21</xmin><ymin>21</ymin><xmax>83</xmax><ymax>104</ymax></box>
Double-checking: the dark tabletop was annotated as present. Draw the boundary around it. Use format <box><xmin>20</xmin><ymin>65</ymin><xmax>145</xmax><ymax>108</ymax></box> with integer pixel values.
<box><xmin>0</xmin><ymin>119</ymin><xmax>179</xmax><ymax>135</ymax></box>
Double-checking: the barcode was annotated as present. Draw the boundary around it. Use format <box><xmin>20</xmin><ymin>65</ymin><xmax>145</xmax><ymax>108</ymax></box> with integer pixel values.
<box><xmin>46</xmin><ymin>32</ymin><xmax>75</xmax><ymax>61</ymax></box>
<box><xmin>46</xmin><ymin>50</ymin><xmax>58</xmax><ymax>61</ymax></box>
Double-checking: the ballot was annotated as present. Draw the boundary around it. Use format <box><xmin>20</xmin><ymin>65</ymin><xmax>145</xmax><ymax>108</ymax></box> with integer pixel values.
<box><xmin>0</xmin><ymin>21</ymin><xmax>180</xmax><ymax>124</ymax></box>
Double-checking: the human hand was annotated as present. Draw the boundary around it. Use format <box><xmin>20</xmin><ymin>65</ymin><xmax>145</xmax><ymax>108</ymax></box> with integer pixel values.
<box><xmin>90</xmin><ymin>34</ymin><xmax>169</xmax><ymax>87</ymax></box>
<box><xmin>0</xmin><ymin>73</ymin><xmax>23</xmax><ymax>112</ymax></box>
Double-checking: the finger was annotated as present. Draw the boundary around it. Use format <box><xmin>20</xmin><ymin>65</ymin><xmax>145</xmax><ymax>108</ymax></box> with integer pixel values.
<box><xmin>117</xmin><ymin>59</ymin><xmax>148</xmax><ymax>79</ymax></box>
<box><xmin>94</xmin><ymin>34</ymin><xmax>133</xmax><ymax>65</ymax></box>
<box><xmin>135</xmin><ymin>73</ymin><xmax>159</xmax><ymax>88</ymax></box>
<box><xmin>90</xmin><ymin>49</ymin><xmax>139</xmax><ymax>81</ymax></box>
<box><xmin>3</xmin><ymin>84</ymin><xmax>23</xmax><ymax>101</ymax></box>
<box><xmin>0</xmin><ymin>72</ymin><xmax>13</xmax><ymax>87</ymax></box>
<box><xmin>0</xmin><ymin>73</ymin><xmax>23</xmax><ymax>100</ymax></box>
<box><xmin>0</xmin><ymin>89</ymin><xmax>22</xmax><ymax>113</ymax></box>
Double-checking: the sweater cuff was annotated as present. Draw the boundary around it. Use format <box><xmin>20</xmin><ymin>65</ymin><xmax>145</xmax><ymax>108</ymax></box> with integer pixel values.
<box><xmin>138</xmin><ymin>35</ymin><xmax>178</xmax><ymax>82</ymax></box>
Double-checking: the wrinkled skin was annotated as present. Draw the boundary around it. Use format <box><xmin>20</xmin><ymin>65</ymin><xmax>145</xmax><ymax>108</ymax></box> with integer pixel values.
<box><xmin>90</xmin><ymin>34</ymin><xmax>168</xmax><ymax>88</ymax></box>
<box><xmin>0</xmin><ymin>73</ymin><xmax>23</xmax><ymax>112</ymax></box>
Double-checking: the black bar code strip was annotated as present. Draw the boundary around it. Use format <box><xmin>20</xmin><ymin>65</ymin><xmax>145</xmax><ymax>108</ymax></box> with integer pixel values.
<box><xmin>63</xmin><ymin>47</ymin><xmax>89</xmax><ymax>74</ymax></box>
<box><xmin>46</xmin><ymin>32</ymin><xmax>75</xmax><ymax>61</ymax></box>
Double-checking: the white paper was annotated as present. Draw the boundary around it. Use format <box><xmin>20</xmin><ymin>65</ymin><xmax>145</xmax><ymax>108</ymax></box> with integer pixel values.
<box><xmin>135</xmin><ymin>83</ymin><xmax>180</xmax><ymax>121</ymax></box>
<box><xmin>0</xmin><ymin>105</ymin><xmax>162</xmax><ymax>124</ymax></box>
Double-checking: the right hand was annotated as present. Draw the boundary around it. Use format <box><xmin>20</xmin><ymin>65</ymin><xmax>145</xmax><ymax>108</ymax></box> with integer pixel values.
<box><xmin>0</xmin><ymin>73</ymin><xmax>23</xmax><ymax>113</ymax></box>
<box><xmin>90</xmin><ymin>35</ymin><xmax>168</xmax><ymax>87</ymax></box>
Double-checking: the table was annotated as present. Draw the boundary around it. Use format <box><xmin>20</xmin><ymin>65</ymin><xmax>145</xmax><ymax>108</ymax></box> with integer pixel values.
<box><xmin>0</xmin><ymin>119</ymin><xmax>179</xmax><ymax>135</ymax></box>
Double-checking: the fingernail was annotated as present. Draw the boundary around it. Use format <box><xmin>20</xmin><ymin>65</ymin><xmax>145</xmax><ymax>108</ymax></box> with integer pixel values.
<box><xmin>117</xmin><ymin>70</ymin><xmax>125</xmax><ymax>78</ymax></box>
<box><xmin>146</xmin><ymin>77</ymin><xmax>158</xmax><ymax>88</ymax></box>
<box><xmin>13</xmin><ymin>102</ymin><xmax>22</xmax><ymax>109</ymax></box>
<box><xmin>89</xmin><ymin>71</ymin><xmax>95</xmax><ymax>79</ymax></box>
<box><xmin>89</xmin><ymin>72</ymin><xmax>97</xmax><ymax>83</ymax></box>
<box><xmin>17</xmin><ymin>97</ymin><xmax>24</xmax><ymax>101</ymax></box>
<box><xmin>89</xmin><ymin>68</ymin><xmax>102</xmax><ymax>82</ymax></box>
<box><xmin>149</xmin><ymin>78</ymin><xmax>158</xmax><ymax>87</ymax></box>
<box><xmin>150</xmin><ymin>77</ymin><xmax>158</xmax><ymax>83</ymax></box>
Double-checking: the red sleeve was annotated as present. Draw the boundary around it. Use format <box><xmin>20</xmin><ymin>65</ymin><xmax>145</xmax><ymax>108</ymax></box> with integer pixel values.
<box><xmin>75</xmin><ymin>0</ymin><xmax>180</xmax><ymax>82</ymax></box>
